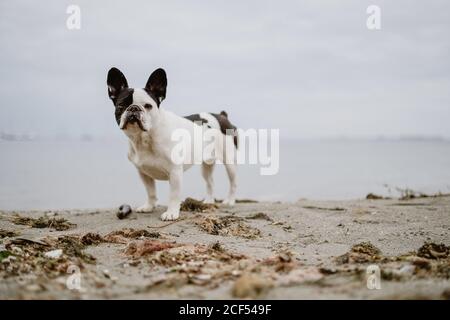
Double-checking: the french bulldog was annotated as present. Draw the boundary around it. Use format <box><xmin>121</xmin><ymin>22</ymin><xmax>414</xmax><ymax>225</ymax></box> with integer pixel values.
<box><xmin>107</xmin><ymin>67</ymin><xmax>238</xmax><ymax>220</ymax></box>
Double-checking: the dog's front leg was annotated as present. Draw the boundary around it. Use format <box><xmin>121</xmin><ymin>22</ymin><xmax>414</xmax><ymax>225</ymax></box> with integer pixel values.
<box><xmin>136</xmin><ymin>171</ymin><xmax>157</xmax><ymax>212</ymax></box>
<box><xmin>161</xmin><ymin>167</ymin><xmax>182</xmax><ymax>221</ymax></box>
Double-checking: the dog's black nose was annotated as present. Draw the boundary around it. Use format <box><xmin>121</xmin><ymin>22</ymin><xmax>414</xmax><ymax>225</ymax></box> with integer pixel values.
<box><xmin>128</xmin><ymin>105</ymin><xmax>141</xmax><ymax>112</ymax></box>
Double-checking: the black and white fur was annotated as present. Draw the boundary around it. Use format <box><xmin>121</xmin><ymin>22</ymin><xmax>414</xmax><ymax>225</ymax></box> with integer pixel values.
<box><xmin>107</xmin><ymin>67</ymin><xmax>238</xmax><ymax>220</ymax></box>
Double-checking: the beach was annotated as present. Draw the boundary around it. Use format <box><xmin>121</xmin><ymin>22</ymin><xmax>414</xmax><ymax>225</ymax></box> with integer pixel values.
<box><xmin>1</xmin><ymin>196</ymin><xmax>449</xmax><ymax>299</ymax></box>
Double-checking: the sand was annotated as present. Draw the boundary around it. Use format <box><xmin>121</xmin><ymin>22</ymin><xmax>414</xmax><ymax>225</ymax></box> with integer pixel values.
<box><xmin>1</xmin><ymin>196</ymin><xmax>449</xmax><ymax>299</ymax></box>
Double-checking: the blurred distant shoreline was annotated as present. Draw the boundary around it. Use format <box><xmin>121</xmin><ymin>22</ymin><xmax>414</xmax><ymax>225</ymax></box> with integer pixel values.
<box><xmin>1</xmin><ymin>131</ymin><xmax>449</xmax><ymax>143</ymax></box>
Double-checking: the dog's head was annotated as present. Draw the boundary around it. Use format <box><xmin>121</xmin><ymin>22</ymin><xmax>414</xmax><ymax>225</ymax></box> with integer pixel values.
<box><xmin>106</xmin><ymin>67</ymin><xmax>167</xmax><ymax>133</ymax></box>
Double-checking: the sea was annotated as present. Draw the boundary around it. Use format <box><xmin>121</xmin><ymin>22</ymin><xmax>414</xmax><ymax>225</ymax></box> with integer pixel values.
<box><xmin>1</xmin><ymin>139</ymin><xmax>449</xmax><ymax>210</ymax></box>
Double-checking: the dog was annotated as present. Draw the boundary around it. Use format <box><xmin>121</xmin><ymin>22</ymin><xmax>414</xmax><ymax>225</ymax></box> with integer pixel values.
<box><xmin>106</xmin><ymin>67</ymin><xmax>238</xmax><ymax>220</ymax></box>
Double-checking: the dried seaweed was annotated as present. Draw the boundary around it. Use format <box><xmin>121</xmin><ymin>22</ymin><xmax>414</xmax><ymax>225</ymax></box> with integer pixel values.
<box><xmin>235</xmin><ymin>199</ymin><xmax>259</xmax><ymax>203</ymax></box>
<box><xmin>12</xmin><ymin>215</ymin><xmax>75</xmax><ymax>231</ymax></box>
<box><xmin>417</xmin><ymin>242</ymin><xmax>449</xmax><ymax>260</ymax></box>
<box><xmin>0</xmin><ymin>229</ymin><xmax>18</xmax><ymax>239</ymax></box>
<box><xmin>180</xmin><ymin>197</ymin><xmax>218</xmax><ymax>212</ymax></box>
<box><xmin>302</xmin><ymin>206</ymin><xmax>345</xmax><ymax>211</ymax></box>
<box><xmin>80</xmin><ymin>232</ymin><xmax>104</xmax><ymax>245</ymax></box>
<box><xmin>125</xmin><ymin>240</ymin><xmax>179</xmax><ymax>258</ymax></box>
<box><xmin>103</xmin><ymin>228</ymin><xmax>161</xmax><ymax>244</ymax></box>
<box><xmin>196</xmin><ymin>215</ymin><xmax>261</xmax><ymax>239</ymax></box>
<box><xmin>366</xmin><ymin>193</ymin><xmax>390</xmax><ymax>200</ymax></box>
<box><xmin>336</xmin><ymin>242</ymin><xmax>382</xmax><ymax>264</ymax></box>
<box><xmin>262</xmin><ymin>251</ymin><xmax>297</xmax><ymax>272</ymax></box>
<box><xmin>0</xmin><ymin>235</ymin><xmax>93</xmax><ymax>278</ymax></box>
<box><xmin>245</xmin><ymin>212</ymin><xmax>273</xmax><ymax>221</ymax></box>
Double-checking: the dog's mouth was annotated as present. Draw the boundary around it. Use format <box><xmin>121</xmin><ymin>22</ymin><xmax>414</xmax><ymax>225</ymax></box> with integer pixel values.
<box><xmin>121</xmin><ymin>112</ymin><xmax>147</xmax><ymax>131</ymax></box>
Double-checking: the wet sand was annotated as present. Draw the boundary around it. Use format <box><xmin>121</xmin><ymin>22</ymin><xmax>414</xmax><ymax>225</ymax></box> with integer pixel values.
<box><xmin>1</xmin><ymin>196</ymin><xmax>449</xmax><ymax>299</ymax></box>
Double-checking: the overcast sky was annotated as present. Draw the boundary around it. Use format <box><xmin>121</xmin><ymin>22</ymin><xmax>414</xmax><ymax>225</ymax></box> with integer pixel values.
<box><xmin>1</xmin><ymin>0</ymin><xmax>449</xmax><ymax>139</ymax></box>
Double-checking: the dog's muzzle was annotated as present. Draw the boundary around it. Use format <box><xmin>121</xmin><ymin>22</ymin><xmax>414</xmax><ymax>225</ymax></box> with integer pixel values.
<box><xmin>122</xmin><ymin>105</ymin><xmax>147</xmax><ymax>131</ymax></box>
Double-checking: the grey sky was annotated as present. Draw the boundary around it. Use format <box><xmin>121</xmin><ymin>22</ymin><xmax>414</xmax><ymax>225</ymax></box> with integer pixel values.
<box><xmin>1</xmin><ymin>0</ymin><xmax>449</xmax><ymax>139</ymax></box>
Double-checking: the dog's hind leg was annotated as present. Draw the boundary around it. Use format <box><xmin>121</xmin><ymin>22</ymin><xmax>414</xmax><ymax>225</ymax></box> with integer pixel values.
<box><xmin>201</xmin><ymin>162</ymin><xmax>215</xmax><ymax>204</ymax></box>
<box><xmin>223</xmin><ymin>163</ymin><xmax>236</xmax><ymax>206</ymax></box>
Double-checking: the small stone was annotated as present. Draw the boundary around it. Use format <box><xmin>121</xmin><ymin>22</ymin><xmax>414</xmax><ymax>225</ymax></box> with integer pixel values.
<box><xmin>44</xmin><ymin>249</ymin><xmax>63</xmax><ymax>259</ymax></box>
<box><xmin>117</xmin><ymin>204</ymin><xmax>132</xmax><ymax>219</ymax></box>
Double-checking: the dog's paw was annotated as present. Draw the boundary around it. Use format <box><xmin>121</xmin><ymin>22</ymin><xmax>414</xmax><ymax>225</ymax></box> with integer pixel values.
<box><xmin>222</xmin><ymin>198</ymin><xmax>235</xmax><ymax>206</ymax></box>
<box><xmin>160</xmin><ymin>209</ymin><xmax>179</xmax><ymax>221</ymax></box>
<box><xmin>136</xmin><ymin>203</ymin><xmax>155</xmax><ymax>213</ymax></box>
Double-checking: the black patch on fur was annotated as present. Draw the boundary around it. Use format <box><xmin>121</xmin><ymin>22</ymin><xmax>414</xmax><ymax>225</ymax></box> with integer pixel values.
<box><xmin>114</xmin><ymin>88</ymin><xmax>134</xmax><ymax>125</ymax></box>
<box><xmin>145</xmin><ymin>68</ymin><xmax>167</xmax><ymax>106</ymax></box>
<box><xmin>210</xmin><ymin>111</ymin><xmax>238</xmax><ymax>148</ymax></box>
<box><xmin>185</xmin><ymin>114</ymin><xmax>209</xmax><ymax>126</ymax></box>
<box><xmin>107</xmin><ymin>67</ymin><xmax>129</xmax><ymax>104</ymax></box>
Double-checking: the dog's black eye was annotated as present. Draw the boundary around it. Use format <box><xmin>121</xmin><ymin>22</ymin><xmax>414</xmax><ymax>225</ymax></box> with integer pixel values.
<box><xmin>144</xmin><ymin>103</ymin><xmax>153</xmax><ymax>109</ymax></box>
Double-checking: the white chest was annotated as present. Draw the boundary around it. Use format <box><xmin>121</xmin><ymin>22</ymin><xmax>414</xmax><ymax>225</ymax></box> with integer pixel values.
<box><xmin>128</xmin><ymin>144</ymin><xmax>171</xmax><ymax>181</ymax></box>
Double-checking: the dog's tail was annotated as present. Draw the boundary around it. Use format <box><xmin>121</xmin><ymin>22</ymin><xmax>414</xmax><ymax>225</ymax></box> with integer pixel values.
<box><xmin>216</xmin><ymin>110</ymin><xmax>238</xmax><ymax>149</ymax></box>
<box><xmin>220</xmin><ymin>110</ymin><xmax>228</xmax><ymax>118</ymax></box>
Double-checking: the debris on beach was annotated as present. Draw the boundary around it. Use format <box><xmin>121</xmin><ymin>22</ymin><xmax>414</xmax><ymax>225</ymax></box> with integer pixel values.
<box><xmin>104</xmin><ymin>228</ymin><xmax>161</xmax><ymax>244</ymax></box>
<box><xmin>52</xmin><ymin>236</ymin><xmax>96</xmax><ymax>263</ymax></box>
<box><xmin>147</xmin><ymin>243</ymin><xmax>245</xmax><ymax>269</ymax></box>
<box><xmin>235</xmin><ymin>199</ymin><xmax>259</xmax><ymax>204</ymax></box>
<box><xmin>80</xmin><ymin>232</ymin><xmax>104</xmax><ymax>245</ymax></box>
<box><xmin>263</xmin><ymin>251</ymin><xmax>297</xmax><ymax>272</ymax></box>
<box><xmin>328</xmin><ymin>241</ymin><xmax>450</xmax><ymax>282</ymax></box>
<box><xmin>80</xmin><ymin>232</ymin><xmax>104</xmax><ymax>246</ymax></box>
<box><xmin>78</xmin><ymin>229</ymin><xmax>162</xmax><ymax>246</ymax></box>
<box><xmin>0</xmin><ymin>235</ymin><xmax>94</xmax><ymax>278</ymax></box>
<box><xmin>180</xmin><ymin>197</ymin><xmax>218</xmax><ymax>212</ymax></box>
<box><xmin>394</xmin><ymin>187</ymin><xmax>450</xmax><ymax>200</ymax></box>
<box><xmin>269</xmin><ymin>220</ymin><xmax>293</xmax><ymax>232</ymax></box>
<box><xmin>302</xmin><ymin>205</ymin><xmax>346</xmax><ymax>211</ymax></box>
<box><xmin>417</xmin><ymin>242</ymin><xmax>449</xmax><ymax>260</ymax></box>
<box><xmin>44</xmin><ymin>249</ymin><xmax>63</xmax><ymax>259</ymax></box>
<box><xmin>125</xmin><ymin>240</ymin><xmax>178</xmax><ymax>258</ymax></box>
<box><xmin>231</xmin><ymin>273</ymin><xmax>272</xmax><ymax>298</ymax></box>
<box><xmin>195</xmin><ymin>215</ymin><xmax>261</xmax><ymax>239</ymax></box>
<box><xmin>125</xmin><ymin>241</ymin><xmax>249</xmax><ymax>290</ymax></box>
<box><xmin>336</xmin><ymin>242</ymin><xmax>382</xmax><ymax>264</ymax></box>
<box><xmin>366</xmin><ymin>193</ymin><xmax>390</xmax><ymax>200</ymax></box>
<box><xmin>209</xmin><ymin>241</ymin><xmax>224</xmax><ymax>252</ymax></box>
<box><xmin>0</xmin><ymin>250</ymin><xmax>12</xmax><ymax>263</ymax></box>
<box><xmin>117</xmin><ymin>204</ymin><xmax>132</xmax><ymax>220</ymax></box>
<box><xmin>0</xmin><ymin>229</ymin><xmax>18</xmax><ymax>239</ymax></box>
<box><xmin>10</xmin><ymin>237</ymin><xmax>49</xmax><ymax>246</ymax></box>
<box><xmin>246</xmin><ymin>212</ymin><xmax>273</xmax><ymax>221</ymax></box>
<box><xmin>12</xmin><ymin>214</ymin><xmax>75</xmax><ymax>231</ymax></box>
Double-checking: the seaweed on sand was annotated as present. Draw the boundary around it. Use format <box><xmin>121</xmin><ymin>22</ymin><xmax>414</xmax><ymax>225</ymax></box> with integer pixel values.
<box><xmin>0</xmin><ymin>235</ymin><xmax>94</xmax><ymax>278</ymax></box>
<box><xmin>12</xmin><ymin>215</ymin><xmax>75</xmax><ymax>231</ymax></box>
<box><xmin>196</xmin><ymin>215</ymin><xmax>261</xmax><ymax>239</ymax></box>
<box><xmin>335</xmin><ymin>242</ymin><xmax>382</xmax><ymax>264</ymax></box>
<box><xmin>180</xmin><ymin>197</ymin><xmax>218</xmax><ymax>212</ymax></box>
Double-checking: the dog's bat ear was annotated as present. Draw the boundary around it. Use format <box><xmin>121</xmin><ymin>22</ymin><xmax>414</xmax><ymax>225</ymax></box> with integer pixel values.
<box><xmin>145</xmin><ymin>68</ymin><xmax>167</xmax><ymax>105</ymax></box>
<box><xmin>107</xmin><ymin>67</ymin><xmax>128</xmax><ymax>104</ymax></box>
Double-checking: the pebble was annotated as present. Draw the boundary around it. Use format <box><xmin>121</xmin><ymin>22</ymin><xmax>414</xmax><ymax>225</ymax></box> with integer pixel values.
<box><xmin>117</xmin><ymin>204</ymin><xmax>132</xmax><ymax>219</ymax></box>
